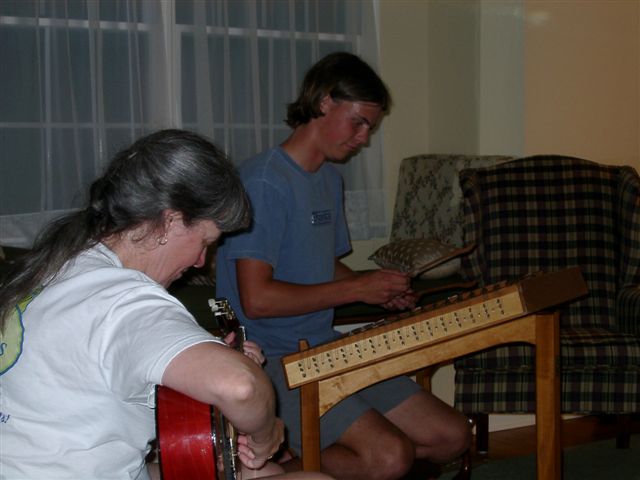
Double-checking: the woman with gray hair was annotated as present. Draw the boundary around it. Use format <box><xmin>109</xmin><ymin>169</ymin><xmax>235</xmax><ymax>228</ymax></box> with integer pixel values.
<box><xmin>0</xmin><ymin>129</ymin><xmax>331</xmax><ymax>480</ymax></box>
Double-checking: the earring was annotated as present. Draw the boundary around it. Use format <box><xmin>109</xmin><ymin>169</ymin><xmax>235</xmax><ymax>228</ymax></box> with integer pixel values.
<box><xmin>157</xmin><ymin>234</ymin><xmax>168</xmax><ymax>245</ymax></box>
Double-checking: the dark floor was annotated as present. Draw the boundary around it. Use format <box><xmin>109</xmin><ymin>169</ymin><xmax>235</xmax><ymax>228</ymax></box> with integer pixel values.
<box><xmin>406</xmin><ymin>415</ymin><xmax>640</xmax><ymax>479</ymax></box>
<box><xmin>475</xmin><ymin>414</ymin><xmax>639</xmax><ymax>462</ymax></box>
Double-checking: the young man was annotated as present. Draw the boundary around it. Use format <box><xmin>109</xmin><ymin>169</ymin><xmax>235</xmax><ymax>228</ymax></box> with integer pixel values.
<box><xmin>216</xmin><ymin>52</ymin><xmax>471</xmax><ymax>480</ymax></box>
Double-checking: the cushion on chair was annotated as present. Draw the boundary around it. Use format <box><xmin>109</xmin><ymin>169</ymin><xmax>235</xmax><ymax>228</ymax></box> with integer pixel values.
<box><xmin>455</xmin><ymin>328</ymin><xmax>640</xmax><ymax>413</ymax></box>
<box><xmin>456</xmin><ymin>328</ymin><xmax>640</xmax><ymax>371</ymax></box>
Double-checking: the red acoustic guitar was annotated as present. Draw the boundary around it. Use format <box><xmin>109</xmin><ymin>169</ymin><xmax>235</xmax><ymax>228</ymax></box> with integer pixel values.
<box><xmin>155</xmin><ymin>298</ymin><xmax>245</xmax><ymax>480</ymax></box>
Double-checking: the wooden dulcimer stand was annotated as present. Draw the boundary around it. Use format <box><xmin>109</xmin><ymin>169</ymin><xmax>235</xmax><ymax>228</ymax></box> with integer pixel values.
<box><xmin>281</xmin><ymin>267</ymin><xmax>588</xmax><ymax>479</ymax></box>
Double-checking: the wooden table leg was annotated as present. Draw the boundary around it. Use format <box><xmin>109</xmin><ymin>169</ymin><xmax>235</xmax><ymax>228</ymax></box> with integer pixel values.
<box><xmin>300</xmin><ymin>380</ymin><xmax>321</xmax><ymax>472</ymax></box>
<box><xmin>535</xmin><ymin>312</ymin><xmax>562</xmax><ymax>480</ymax></box>
<box><xmin>296</xmin><ymin>339</ymin><xmax>322</xmax><ymax>472</ymax></box>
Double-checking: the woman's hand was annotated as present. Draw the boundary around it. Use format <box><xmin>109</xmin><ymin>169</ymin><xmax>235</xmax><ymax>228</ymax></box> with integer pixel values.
<box><xmin>235</xmin><ymin>417</ymin><xmax>285</xmax><ymax>470</ymax></box>
<box><xmin>241</xmin><ymin>340</ymin><xmax>265</xmax><ymax>365</ymax></box>
<box><xmin>223</xmin><ymin>331</ymin><xmax>265</xmax><ymax>365</ymax></box>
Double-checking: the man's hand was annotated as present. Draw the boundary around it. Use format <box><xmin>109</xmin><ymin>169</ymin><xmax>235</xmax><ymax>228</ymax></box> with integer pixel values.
<box><xmin>354</xmin><ymin>269</ymin><xmax>413</xmax><ymax>306</ymax></box>
<box><xmin>379</xmin><ymin>290</ymin><xmax>418</xmax><ymax>311</ymax></box>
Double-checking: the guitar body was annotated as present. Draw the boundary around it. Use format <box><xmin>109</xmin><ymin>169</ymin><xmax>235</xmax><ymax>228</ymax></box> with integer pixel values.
<box><xmin>155</xmin><ymin>299</ymin><xmax>243</xmax><ymax>480</ymax></box>
<box><xmin>156</xmin><ymin>385</ymin><xmax>219</xmax><ymax>480</ymax></box>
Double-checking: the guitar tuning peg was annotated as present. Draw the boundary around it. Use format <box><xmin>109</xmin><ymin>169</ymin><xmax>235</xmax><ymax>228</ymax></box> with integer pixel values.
<box><xmin>208</xmin><ymin>299</ymin><xmax>219</xmax><ymax>312</ymax></box>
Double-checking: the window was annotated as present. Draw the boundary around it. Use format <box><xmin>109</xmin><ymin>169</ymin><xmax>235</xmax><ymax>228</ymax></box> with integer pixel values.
<box><xmin>0</xmin><ymin>0</ymin><xmax>385</xmax><ymax>247</ymax></box>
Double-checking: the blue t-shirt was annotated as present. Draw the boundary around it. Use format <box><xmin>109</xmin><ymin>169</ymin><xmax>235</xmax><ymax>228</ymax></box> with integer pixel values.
<box><xmin>216</xmin><ymin>147</ymin><xmax>351</xmax><ymax>357</ymax></box>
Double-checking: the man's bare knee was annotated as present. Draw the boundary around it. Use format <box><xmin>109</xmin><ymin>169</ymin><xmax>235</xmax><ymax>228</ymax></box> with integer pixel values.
<box><xmin>354</xmin><ymin>432</ymin><xmax>414</xmax><ymax>480</ymax></box>
<box><xmin>369</xmin><ymin>434</ymin><xmax>415</xmax><ymax>479</ymax></box>
<box><xmin>321</xmin><ymin>430</ymin><xmax>415</xmax><ymax>480</ymax></box>
<box><xmin>433</xmin><ymin>414</ymin><xmax>473</xmax><ymax>463</ymax></box>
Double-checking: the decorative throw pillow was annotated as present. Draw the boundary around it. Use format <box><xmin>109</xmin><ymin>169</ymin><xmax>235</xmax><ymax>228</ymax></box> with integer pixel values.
<box><xmin>368</xmin><ymin>238</ymin><xmax>474</xmax><ymax>278</ymax></box>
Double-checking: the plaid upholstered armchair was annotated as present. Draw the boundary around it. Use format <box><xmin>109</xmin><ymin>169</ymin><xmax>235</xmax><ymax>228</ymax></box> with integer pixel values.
<box><xmin>455</xmin><ymin>155</ymin><xmax>640</xmax><ymax>452</ymax></box>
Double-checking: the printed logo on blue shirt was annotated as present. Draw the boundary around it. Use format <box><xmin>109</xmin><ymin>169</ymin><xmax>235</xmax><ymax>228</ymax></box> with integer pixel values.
<box><xmin>310</xmin><ymin>210</ymin><xmax>332</xmax><ymax>225</ymax></box>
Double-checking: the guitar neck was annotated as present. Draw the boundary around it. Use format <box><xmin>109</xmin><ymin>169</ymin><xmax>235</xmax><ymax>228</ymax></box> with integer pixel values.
<box><xmin>209</xmin><ymin>298</ymin><xmax>245</xmax><ymax>351</ymax></box>
<box><xmin>208</xmin><ymin>298</ymin><xmax>243</xmax><ymax>480</ymax></box>
<box><xmin>234</xmin><ymin>325</ymin><xmax>246</xmax><ymax>352</ymax></box>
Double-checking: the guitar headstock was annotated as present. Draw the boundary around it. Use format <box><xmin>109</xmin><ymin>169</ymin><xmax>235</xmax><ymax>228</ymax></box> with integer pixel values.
<box><xmin>208</xmin><ymin>298</ymin><xmax>246</xmax><ymax>347</ymax></box>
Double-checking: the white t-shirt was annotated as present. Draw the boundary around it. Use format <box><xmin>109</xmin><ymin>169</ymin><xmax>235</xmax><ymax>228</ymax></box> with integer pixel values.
<box><xmin>0</xmin><ymin>243</ymin><xmax>222</xmax><ymax>479</ymax></box>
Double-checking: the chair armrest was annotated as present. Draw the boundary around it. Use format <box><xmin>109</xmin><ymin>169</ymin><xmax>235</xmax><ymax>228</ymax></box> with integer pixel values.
<box><xmin>617</xmin><ymin>285</ymin><xmax>640</xmax><ymax>335</ymax></box>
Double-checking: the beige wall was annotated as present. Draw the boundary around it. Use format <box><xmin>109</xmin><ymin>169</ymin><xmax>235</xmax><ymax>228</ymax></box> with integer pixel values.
<box><xmin>344</xmin><ymin>0</ymin><xmax>433</xmax><ymax>271</ymax></box>
<box><xmin>524</xmin><ymin>1</ymin><xmax>640</xmax><ymax>169</ymax></box>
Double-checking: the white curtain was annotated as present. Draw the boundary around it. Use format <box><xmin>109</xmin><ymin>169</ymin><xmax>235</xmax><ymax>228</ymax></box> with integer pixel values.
<box><xmin>0</xmin><ymin>0</ymin><xmax>387</xmax><ymax>248</ymax></box>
